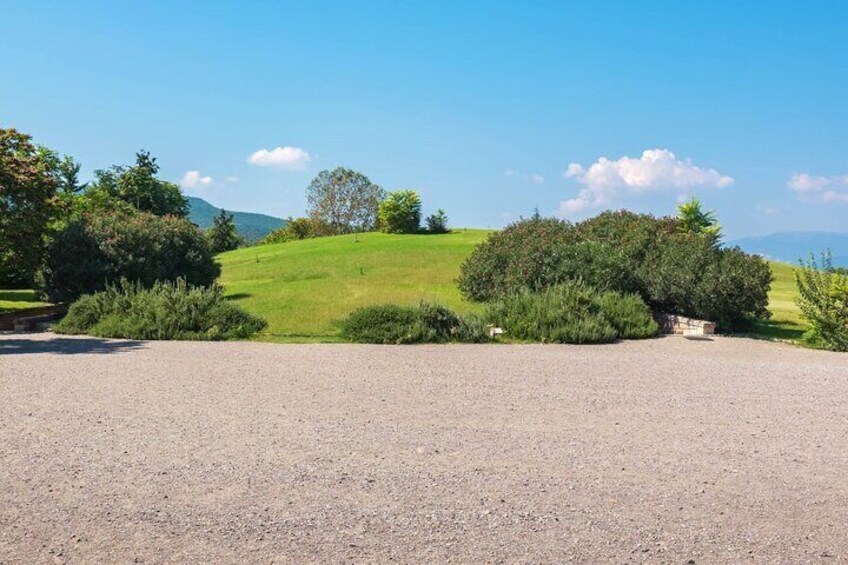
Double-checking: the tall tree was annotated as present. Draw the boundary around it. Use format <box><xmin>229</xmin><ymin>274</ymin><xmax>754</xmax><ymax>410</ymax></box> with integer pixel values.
<box><xmin>306</xmin><ymin>167</ymin><xmax>385</xmax><ymax>234</ymax></box>
<box><xmin>208</xmin><ymin>209</ymin><xmax>241</xmax><ymax>253</ymax></box>
<box><xmin>89</xmin><ymin>150</ymin><xmax>188</xmax><ymax>217</ymax></box>
<box><xmin>0</xmin><ymin>128</ymin><xmax>58</xmax><ymax>287</ymax></box>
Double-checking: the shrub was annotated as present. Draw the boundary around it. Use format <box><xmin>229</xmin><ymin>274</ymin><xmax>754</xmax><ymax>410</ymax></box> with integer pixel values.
<box><xmin>457</xmin><ymin>216</ymin><xmax>634</xmax><ymax>302</ymax></box>
<box><xmin>425</xmin><ymin>209</ymin><xmax>449</xmax><ymax>234</ymax></box>
<box><xmin>55</xmin><ymin>278</ymin><xmax>266</xmax><ymax>340</ymax></box>
<box><xmin>260</xmin><ymin>217</ymin><xmax>332</xmax><ymax>245</ymax></box>
<box><xmin>595</xmin><ymin>291</ymin><xmax>660</xmax><ymax>339</ymax></box>
<box><xmin>378</xmin><ymin>190</ymin><xmax>422</xmax><ymax>234</ymax></box>
<box><xmin>795</xmin><ymin>252</ymin><xmax>848</xmax><ymax>351</ymax></box>
<box><xmin>484</xmin><ymin>281</ymin><xmax>657</xmax><ymax>344</ymax></box>
<box><xmin>341</xmin><ymin>302</ymin><xmax>489</xmax><ymax>344</ymax></box>
<box><xmin>41</xmin><ymin>210</ymin><xmax>220</xmax><ymax>303</ymax></box>
<box><xmin>460</xmin><ymin>211</ymin><xmax>772</xmax><ymax>332</ymax></box>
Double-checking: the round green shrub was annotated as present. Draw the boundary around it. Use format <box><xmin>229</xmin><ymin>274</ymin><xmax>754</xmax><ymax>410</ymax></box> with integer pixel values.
<box><xmin>42</xmin><ymin>210</ymin><xmax>220</xmax><ymax>303</ymax></box>
<box><xmin>457</xmin><ymin>217</ymin><xmax>633</xmax><ymax>301</ymax></box>
<box><xmin>341</xmin><ymin>303</ymin><xmax>490</xmax><ymax>344</ymax></box>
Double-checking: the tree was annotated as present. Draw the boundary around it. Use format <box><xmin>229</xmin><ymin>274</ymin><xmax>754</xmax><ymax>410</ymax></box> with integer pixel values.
<box><xmin>41</xmin><ymin>210</ymin><xmax>220</xmax><ymax>303</ymax></box>
<box><xmin>0</xmin><ymin>128</ymin><xmax>58</xmax><ymax>287</ymax></box>
<box><xmin>677</xmin><ymin>196</ymin><xmax>721</xmax><ymax>242</ymax></box>
<box><xmin>89</xmin><ymin>150</ymin><xmax>188</xmax><ymax>217</ymax></box>
<box><xmin>425</xmin><ymin>209</ymin><xmax>449</xmax><ymax>234</ymax></box>
<box><xmin>378</xmin><ymin>190</ymin><xmax>422</xmax><ymax>233</ymax></box>
<box><xmin>208</xmin><ymin>209</ymin><xmax>241</xmax><ymax>253</ymax></box>
<box><xmin>306</xmin><ymin>167</ymin><xmax>385</xmax><ymax>234</ymax></box>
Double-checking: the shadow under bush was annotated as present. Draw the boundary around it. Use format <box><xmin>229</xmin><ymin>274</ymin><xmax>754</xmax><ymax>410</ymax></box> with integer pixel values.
<box><xmin>341</xmin><ymin>303</ymin><xmax>490</xmax><ymax>344</ymax></box>
<box><xmin>55</xmin><ymin>278</ymin><xmax>266</xmax><ymax>340</ymax></box>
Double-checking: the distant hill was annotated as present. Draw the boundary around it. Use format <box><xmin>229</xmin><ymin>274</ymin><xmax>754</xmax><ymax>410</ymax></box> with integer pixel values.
<box><xmin>730</xmin><ymin>232</ymin><xmax>848</xmax><ymax>267</ymax></box>
<box><xmin>187</xmin><ymin>196</ymin><xmax>285</xmax><ymax>242</ymax></box>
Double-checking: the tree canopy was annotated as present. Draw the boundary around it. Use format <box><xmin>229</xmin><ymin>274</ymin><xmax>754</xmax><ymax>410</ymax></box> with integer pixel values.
<box><xmin>306</xmin><ymin>167</ymin><xmax>385</xmax><ymax>234</ymax></box>
<box><xmin>0</xmin><ymin>128</ymin><xmax>58</xmax><ymax>287</ymax></box>
<box><xmin>88</xmin><ymin>150</ymin><xmax>188</xmax><ymax>217</ymax></box>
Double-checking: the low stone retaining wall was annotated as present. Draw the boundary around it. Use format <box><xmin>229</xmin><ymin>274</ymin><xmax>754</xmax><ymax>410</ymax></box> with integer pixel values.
<box><xmin>0</xmin><ymin>305</ymin><xmax>67</xmax><ymax>332</ymax></box>
<box><xmin>660</xmin><ymin>314</ymin><xmax>716</xmax><ymax>336</ymax></box>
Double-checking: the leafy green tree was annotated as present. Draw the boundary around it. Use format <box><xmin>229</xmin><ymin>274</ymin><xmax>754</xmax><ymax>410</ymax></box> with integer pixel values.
<box><xmin>425</xmin><ymin>209</ymin><xmax>449</xmax><ymax>234</ymax></box>
<box><xmin>306</xmin><ymin>167</ymin><xmax>385</xmax><ymax>234</ymax></box>
<box><xmin>378</xmin><ymin>190</ymin><xmax>422</xmax><ymax>233</ymax></box>
<box><xmin>0</xmin><ymin>128</ymin><xmax>58</xmax><ymax>287</ymax></box>
<box><xmin>677</xmin><ymin>196</ymin><xmax>721</xmax><ymax>241</ymax></box>
<box><xmin>89</xmin><ymin>150</ymin><xmax>188</xmax><ymax>217</ymax></box>
<box><xmin>41</xmin><ymin>210</ymin><xmax>220</xmax><ymax>303</ymax></box>
<box><xmin>208</xmin><ymin>209</ymin><xmax>241</xmax><ymax>253</ymax></box>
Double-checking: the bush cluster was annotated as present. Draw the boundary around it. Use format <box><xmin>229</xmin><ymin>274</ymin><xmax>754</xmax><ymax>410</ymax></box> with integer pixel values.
<box><xmin>260</xmin><ymin>217</ymin><xmax>333</xmax><ymax>245</ymax></box>
<box><xmin>795</xmin><ymin>253</ymin><xmax>848</xmax><ymax>351</ymax></box>
<box><xmin>341</xmin><ymin>302</ymin><xmax>490</xmax><ymax>344</ymax></box>
<box><xmin>484</xmin><ymin>281</ymin><xmax>658</xmax><ymax>344</ymax></box>
<box><xmin>458</xmin><ymin>211</ymin><xmax>772</xmax><ymax>331</ymax></box>
<box><xmin>41</xmin><ymin>210</ymin><xmax>220</xmax><ymax>303</ymax></box>
<box><xmin>55</xmin><ymin>278</ymin><xmax>266</xmax><ymax>340</ymax></box>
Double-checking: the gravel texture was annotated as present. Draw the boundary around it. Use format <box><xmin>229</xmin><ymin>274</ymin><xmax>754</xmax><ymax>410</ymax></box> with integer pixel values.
<box><xmin>1</xmin><ymin>333</ymin><xmax>847</xmax><ymax>564</ymax></box>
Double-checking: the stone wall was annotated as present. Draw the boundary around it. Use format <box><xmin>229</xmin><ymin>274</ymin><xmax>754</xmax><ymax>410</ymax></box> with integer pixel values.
<box><xmin>660</xmin><ymin>314</ymin><xmax>716</xmax><ymax>336</ymax></box>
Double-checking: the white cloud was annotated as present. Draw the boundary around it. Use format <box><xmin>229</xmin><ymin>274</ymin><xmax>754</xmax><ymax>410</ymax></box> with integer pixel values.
<box><xmin>788</xmin><ymin>173</ymin><xmax>848</xmax><ymax>203</ymax></box>
<box><xmin>558</xmin><ymin>149</ymin><xmax>733</xmax><ymax>216</ymax></box>
<box><xmin>505</xmin><ymin>168</ymin><xmax>544</xmax><ymax>184</ymax></box>
<box><xmin>247</xmin><ymin>146</ymin><xmax>311</xmax><ymax>170</ymax></box>
<box><xmin>180</xmin><ymin>170</ymin><xmax>212</xmax><ymax>188</ymax></box>
<box><xmin>225</xmin><ymin>176</ymin><xmax>240</xmax><ymax>184</ymax></box>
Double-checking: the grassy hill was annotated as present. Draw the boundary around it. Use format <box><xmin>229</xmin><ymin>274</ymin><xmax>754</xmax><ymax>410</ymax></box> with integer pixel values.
<box><xmin>218</xmin><ymin>231</ymin><xmax>805</xmax><ymax>343</ymax></box>
<box><xmin>218</xmin><ymin>230</ymin><xmax>490</xmax><ymax>341</ymax></box>
<box><xmin>187</xmin><ymin>196</ymin><xmax>286</xmax><ymax>242</ymax></box>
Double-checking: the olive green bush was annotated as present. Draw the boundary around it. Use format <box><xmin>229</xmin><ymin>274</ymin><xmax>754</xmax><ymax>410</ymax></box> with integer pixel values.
<box><xmin>341</xmin><ymin>302</ymin><xmax>490</xmax><ymax>344</ymax></box>
<box><xmin>795</xmin><ymin>252</ymin><xmax>848</xmax><ymax>351</ymax></box>
<box><xmin>459</xmin><ymin>211</ymin><xmax>772</xmax><ymax>331</ymax></box>
<box><xmin>484</xmin><ymin>281</ymin><xmax>658</xmax><ymax>344</ymax></box>
<box><xmin>55</xmin><ymin>278</ymin><xmax>266</xmax><ymax>340</ymax></box>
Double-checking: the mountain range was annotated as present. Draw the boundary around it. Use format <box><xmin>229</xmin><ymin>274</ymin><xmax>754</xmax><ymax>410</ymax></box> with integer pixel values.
<box><xmin>187</xmin><ymin>196</ymin><xmax>286</xmax><ymax>242</ymax></box>
<box><xmin>730</xmin><ymin>232</ymin><xmax>848</xmax><ymax>267</ymax></box>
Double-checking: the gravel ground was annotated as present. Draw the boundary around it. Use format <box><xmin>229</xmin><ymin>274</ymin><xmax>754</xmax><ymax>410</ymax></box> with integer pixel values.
<box><xmin>1</xmin><ymin>333</ymin><xmax>847</xmax><ymax>564</ymax></box>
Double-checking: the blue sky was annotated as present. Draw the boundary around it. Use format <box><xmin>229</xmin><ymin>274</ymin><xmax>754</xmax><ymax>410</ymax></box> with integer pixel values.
<box><xmin>3</xmin><ymin>1</ymin><xmax>847</xmax><ymax>238</ymax></box>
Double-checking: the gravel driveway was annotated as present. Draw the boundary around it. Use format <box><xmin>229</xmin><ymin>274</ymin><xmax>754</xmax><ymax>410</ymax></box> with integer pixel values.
<box><xmin>1</xmin><ymin>333</ymin><xmax>847</xmax><ymax>563</ymax></box>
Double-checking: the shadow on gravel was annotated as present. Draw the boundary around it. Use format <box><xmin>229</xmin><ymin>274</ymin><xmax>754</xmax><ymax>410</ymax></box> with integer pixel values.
<box><xmin>0</xmin><ymin>336</ymin><xmax>145</xmax><ymax>356</ymax></box>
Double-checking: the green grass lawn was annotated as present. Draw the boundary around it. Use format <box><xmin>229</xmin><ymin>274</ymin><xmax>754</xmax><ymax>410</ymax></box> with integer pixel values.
<box><xmin>218</xmin><ymin>232</ymin><xmax>809</xmax><ymax>343</ymax></box>
<box><xmin>0</xmin><ymin>290</ymin><xmax>49</xmax><ymax>314</ymax></box>
<box><xmin>751</xmin><ymin>261</ymin><xmax>805</xmax><ymax>342</ymax></box>
<box><xmin>217</xmin><ymin>230</ymin><xmax>490</xmax><ymax>342</ymax></box>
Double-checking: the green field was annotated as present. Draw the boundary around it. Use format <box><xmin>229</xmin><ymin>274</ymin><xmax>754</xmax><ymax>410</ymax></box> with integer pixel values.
<box><xmin>751</xmin><ymin>261</ymin><xmax>805</xmax><ymax>341</ymax></box>
<box><xmin>217</xmin><ymin>230</ymin><xmax>490</xmax><ymax>342</ymax></box>
<box><xmin>218</xmin><ymin>231</ymin><xmax>806</xmax><ymax>343</ymax></box>
<box><xmin>0</xmin><ymin>290</ymin><xmax>49</xmax><ymax>314</ymax></box>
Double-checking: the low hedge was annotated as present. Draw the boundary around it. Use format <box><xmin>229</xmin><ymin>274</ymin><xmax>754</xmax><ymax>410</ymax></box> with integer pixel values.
<box><xmin>341</xmin><ymin>302</ymin><xmax>490</xmax><ymax>344</ymax></box>
<box><xmin>55</xmin><ymin>278</ymin><xmax>266</xmax><ymax>340</ymax></box>
<box><xmin>484</xmin><ymin>281</ymin><xmax>659</xmax><ymax>344</ymax></box>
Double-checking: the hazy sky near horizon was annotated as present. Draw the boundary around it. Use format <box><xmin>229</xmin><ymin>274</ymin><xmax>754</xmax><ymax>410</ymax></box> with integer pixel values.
<box><xmin>3</xmin><ymin>1</ymin><xmax>846</xmax><ymax>238</ymax></box>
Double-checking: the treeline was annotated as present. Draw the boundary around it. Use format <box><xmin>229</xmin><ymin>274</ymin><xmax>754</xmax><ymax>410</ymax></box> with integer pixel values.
<box><xmin>261</xmin><ymin>168</ymin><xmax>449</xmax><ymax>245</ymax></box>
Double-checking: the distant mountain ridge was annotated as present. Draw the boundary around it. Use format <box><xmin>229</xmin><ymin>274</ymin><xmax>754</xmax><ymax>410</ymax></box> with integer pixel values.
<box><xmin>187</xmin><ymin>196</ymin><xmax>285</xmax><ymax>242</ymax></box>
<box><xmin>730</xmin><ymin>231</ymin><xmax>848</xmax><ymax>267</ymax></box>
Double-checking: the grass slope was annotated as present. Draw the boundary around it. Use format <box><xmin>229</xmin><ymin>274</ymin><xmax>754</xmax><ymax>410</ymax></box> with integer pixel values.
<box><xmin>219</xmin><ymin>232</ymin><xmax>805</xmax><ymax>343</ymax></box>
<box><xmin>751</xmin><ymin>261</ymin><xmax>805</xmax><ymax>341</ymax></box>
<box><xmin>217</xmin><ymin>230</ymin><xmax>489</xmax><ymax>341</ymax></box>
<box><xmin>0</xmin><ymin>290</ymin><xmax>49</xmax><ymax>314</ymax></box>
